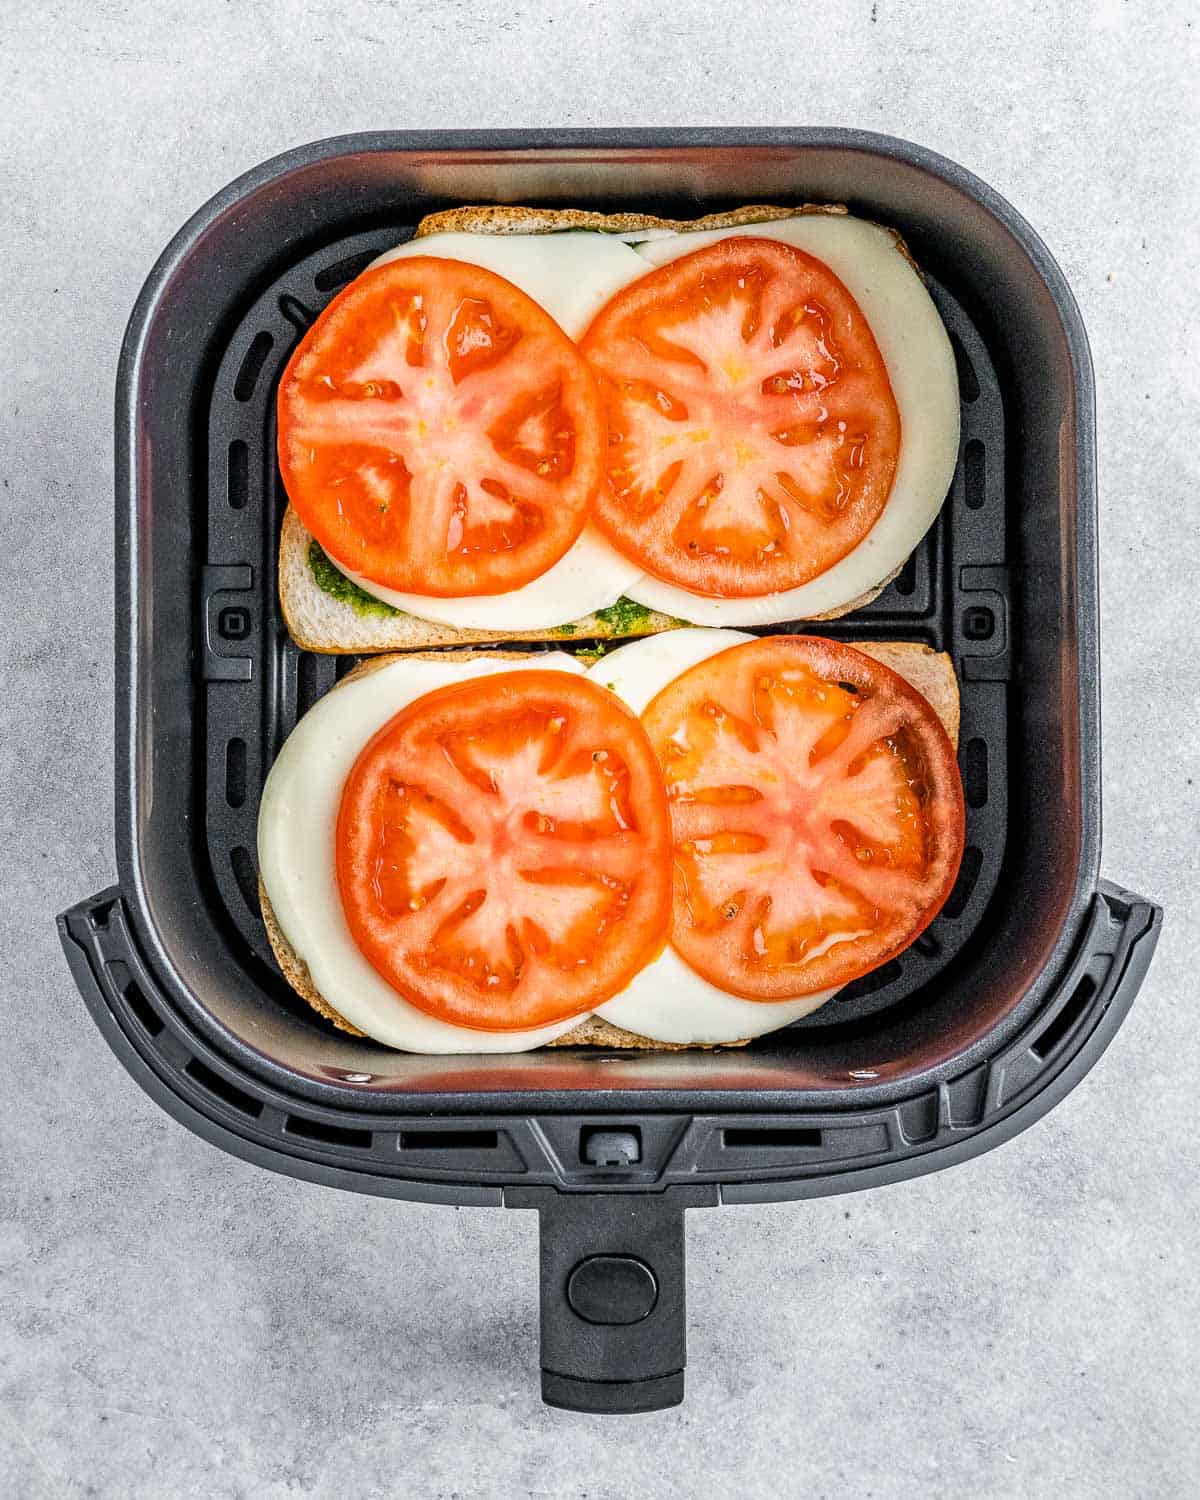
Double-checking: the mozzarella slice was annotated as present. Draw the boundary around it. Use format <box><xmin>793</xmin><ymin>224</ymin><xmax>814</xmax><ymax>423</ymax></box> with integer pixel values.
<box><xmin>334</xmin><ymin>525</ymin><xmax>642</xmax><ymax>632</ymax></box>
<box><xmin>588</xmin><ymin>630</ymin><xmax>842</xmax><ymax>1043</ymax></box>
<box><xmin>587</xmin><ymin>625</ymin><xmax>755</xmax><ymax>713</ymax></box>
<box><xmin>599</xmin><ymin>945</ymin><xmax>839</xmax><ymax>1045</ymax></box>
<box><xmin>371</xmin><ymin>230</ymin><xmax>649</xmax><ymax>340</ymax></box>
<box><xmin>310</xmin><ymin>231</ymin><xmax>654</xmax><ymax>630</ymax></box>
<box><xmin>621</xmin><ymin>215</ymin><xmax>960</xmax><ymax>625</ymax></box>
<box><xmin>258</xmin><ymin>653</ymin><xmax>589</xmax><ymax>1053</ymax></box>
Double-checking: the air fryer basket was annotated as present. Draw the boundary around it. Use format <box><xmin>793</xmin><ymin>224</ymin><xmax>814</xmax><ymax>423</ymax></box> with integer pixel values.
<box><xmin>58</xmin><ymin>130</ymin><xmax>1161</xmax><ymax>1413</ymax></box>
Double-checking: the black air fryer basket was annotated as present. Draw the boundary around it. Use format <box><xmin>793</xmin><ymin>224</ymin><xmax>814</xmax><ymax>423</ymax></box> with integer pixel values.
<box><xmin>59</xmin><ymin>130</ymin><xmax>1162</xmax><ymax>1414</ymax></box>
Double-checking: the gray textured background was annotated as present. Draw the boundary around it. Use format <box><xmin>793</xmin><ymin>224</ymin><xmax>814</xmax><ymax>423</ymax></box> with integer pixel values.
<box><xmin>2</xmin><ymin>2</ymin><xmax>1198</xmax><ymax>1496</ymax></box>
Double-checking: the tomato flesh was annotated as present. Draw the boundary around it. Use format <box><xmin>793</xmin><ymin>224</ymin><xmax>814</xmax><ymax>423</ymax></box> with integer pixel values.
<box><xmin>581</xmin><ymin>238</ymin><xmax>901</xmax><ymax>597</ymax></box>
<box><xmin>642</xmin><ymin>637</ymin><xmax>964</xmax><ymax>998</ymax></box>
<box><xmin>336</xmin><ymin>672</ymin><xmax>673</xmax><ymax>1030</ymax></box>
<box><xmin>278</xmin><ymin>258</ymin><xmax>605</xmax><ymax>597</ymax></box>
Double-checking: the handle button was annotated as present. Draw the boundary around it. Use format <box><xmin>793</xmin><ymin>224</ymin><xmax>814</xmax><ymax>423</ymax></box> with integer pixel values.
<box><xmin>566</xmin><ymin>1255</ymin><xmax>658</xmax><ymax>1325</ymax></box>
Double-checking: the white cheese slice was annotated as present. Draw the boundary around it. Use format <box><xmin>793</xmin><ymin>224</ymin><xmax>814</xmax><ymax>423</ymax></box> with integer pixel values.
<box><xmin>588</xmin><ymin>630</ymin><xmax>842</xmax><ymax>1042</ymax></box>
<box><xmin>258</xmin><ymin>653</ymin><xmax>589</xmax><ymax>1053</ymax></box>
<box><xmin>622</xmin><ymin>215</ymin><xmax>960</xmax><ymax>624</ymax></box>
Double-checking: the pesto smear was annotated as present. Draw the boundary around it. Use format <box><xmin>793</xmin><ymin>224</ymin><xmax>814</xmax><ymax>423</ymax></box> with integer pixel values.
<box><xmin>593</xmin><ymin>596</ymin><xmax>654</xmax><ymax>634</ymax></box>
<box><xmin>308</xmin><ymin>542</ymin><xmax>402</xmax><ymax>618</ymax></box>
<box><xmin>309</xmin><ymin>541</ymin><xmax>661</xmax><ymax>637</ymax></box>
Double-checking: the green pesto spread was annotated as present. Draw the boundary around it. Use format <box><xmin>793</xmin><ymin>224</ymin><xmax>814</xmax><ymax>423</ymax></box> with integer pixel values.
<box><xmin>593</xmin><ymin>596</ymin><xmax>654</xmax><ymax>634</ymax></box>
<box><xmin>308</xmin><ymin>541</ymin><xmax>402</xmax><ymax>618</ymax></box>
<box><xmin>308</xmin><ymin>546</ymin><xmax>662</xmax><ymax>638</ymax></box>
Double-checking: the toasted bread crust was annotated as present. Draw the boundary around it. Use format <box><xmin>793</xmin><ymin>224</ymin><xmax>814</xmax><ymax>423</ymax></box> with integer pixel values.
<box><xmin>547</xmin><ymin>1014</ymin><xmax>748</xmax><ymax>1051</ymax></box>
<box><xmin>804</xmin><ymin>562</ymin><xmax>903</xmax><ymax>622</ymax></box>
<box><xmin>260</xmin><ymin>879</ymin><xmax>367</xmax><ymax>1036</ymax></box>
<box><xmin>414</xmin><ymin>199</ymin><xmax>921</xmax><ymax>272</ymax></box>
<box><xmin>855</xmin><ymin>639</ymin><xmax>960</xmax><ymax>746</ymax></box>
<box><xmin>414</xmin><ymin>201</ymin><xmax>848</xmax><ymax>238</ymax></box>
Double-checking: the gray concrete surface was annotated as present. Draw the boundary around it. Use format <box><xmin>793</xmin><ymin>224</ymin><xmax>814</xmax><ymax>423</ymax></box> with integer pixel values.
<box><xmin>2</xmin><ymin>2</ymin><xmax>1198</xmax><ymax>1496</ymax></box>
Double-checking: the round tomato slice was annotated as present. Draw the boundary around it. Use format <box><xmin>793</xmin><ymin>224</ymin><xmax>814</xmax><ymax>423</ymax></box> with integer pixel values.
<box><xmin>336</xmin><ymin>671</ymin><xmax>673</xmax><ymax>1031</ymax></box>
<box><xmin>642</xmin><ymin>636</ymin><xmax>964</xmax><ymax>999</ymax></box>
<box><xmin>278</xmin><ymin>257</ymin><xmax>605</xmax><ymax>597</ymax></box>
<box><xmin>581</xmin><ymin>237</ymin><xmax>901</xmax><ymax>598</ymax></box>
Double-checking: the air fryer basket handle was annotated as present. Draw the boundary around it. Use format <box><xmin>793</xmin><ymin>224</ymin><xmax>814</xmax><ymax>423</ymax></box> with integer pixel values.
<box><xmin>506</xmin><ymin>1185</ymin><xmax>716</xmax><ymax>1414</ymax></box>
<box><xmin>59</xmin><ymin>881</ymin><xmax>1160</xmax><ymax>1414</ymax></box>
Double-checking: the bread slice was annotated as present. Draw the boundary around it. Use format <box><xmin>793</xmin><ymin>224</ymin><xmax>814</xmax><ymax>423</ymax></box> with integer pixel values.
<box><xmin>415</xmin><ymin>198</ymin><xmax>921</xmax><ymax>276</ymax></box>
<box><xmin>259</xmin><ymin>641</ymin><xmax>959</xmax><ymax>1051</ymax></box>
<box><xmin>279</xmin><ymin>506</ymin><xmax>682</xmax><ymax>654</ymax></box>
<box><xmin>854</xmin><ymin>638</ymin><xmax>960</xmax><ymax>747</ymax></box>
<box><xmin>278</xmin><ymin>200</ymin><xmax>924</xmax><ymax>655</ymax></box>
<box><xmin>413</xmin><ymin>201</ymin><xmax>848</xmax><ymax>239</ymax></box>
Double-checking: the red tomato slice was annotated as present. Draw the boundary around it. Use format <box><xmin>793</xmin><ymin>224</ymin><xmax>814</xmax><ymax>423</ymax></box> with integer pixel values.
<box><xmin>581</xmin><ymin>237</ymin><xmax>901</xmax><ymax>597</ymax></box>
<box><xmin>278</xmin><ymin>258</ymin><xmax>605</xmax><ymax>597</ymax></box>
<box><xmin>642</xmin><ymin>636</ymin><xmax>964</xmax><ymax>998</ymax></box>
<box><xmin>336</xmin><ymin>671</ymin><xmax>673</xmax><ymax>1030</ymax></box>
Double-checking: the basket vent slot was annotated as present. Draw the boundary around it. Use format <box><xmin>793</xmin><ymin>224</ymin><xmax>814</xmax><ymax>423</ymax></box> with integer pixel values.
<box><xmin>278</xmin><ymin>293</ymin><xmax>316</xmax><ymax>333</ymax></box>
<box><xmin>942</xmin><ymin>845</ymin><xmax>983</xmax><ymax>919</ymax></box>
<box><xmin>963</xmin><ymin>737</ymin><xmax>988</xmax><ymax>808</ymax></box>
<box><xmin>227</xmin><ymin>440</ymin><xmax>248</xmax><ymax>510</ymax></box>
<box><xmin>297</xmin><ymin>650</ymin><xmax>336</xmax><ymax>714</ymax></box>
<box><xmin>185</xmin><ymin>1057</ymin><xmax>263</xmax><ymax>1119</ymax></box>
<box><xmin>963</xmin><ymin>438</ymin><xmax>986</xmax><ymax>510</ymax></box>
<box><xmin>230</xmin><ymin>846</ymin><xmax>261</xmax><ymax>917</ymax></box>
<box><xmin>949</xmin><ymin>331</ymin><xmax>980</xmax><ymax>402</ymax></box>
<box><xmin>233</xmin><ymin>331</ymin><xmax>274</xmax><ymax>402</ymax></box>
<box><xmin>723</xmin><ymin>1127</ymin><xmax>822</xmax><ymax>1149</ymax></box>
<box><xmin>315</xmin><ymin>251</ymin><xmax>378</xmax><ymax>292</ymax></box>
<box><xmin>225</xmin><ymin>737</ymin><xmax>247</xmax><ymax>808</ymax></box>
<box><xmin>110</xmin><ymin>962</ymin><xmax>164</xmax><ymax>1038</ymax></box>
<box><xmin>1031</xmin><ymin>974</ymin><xmax>1097</xmax><ymax>1060</ymax></box>
<box><xmin>400</xmin><ymin>1129</ymin><xmax>500</xmax><ymax>1152</ymax></box>
<box><xmin>837</xmin><ymin>958</ymin><xmax>903</xmax><ymax>1001</ymax></box>
<box><xmin>285</xmin><ymin>1115</ymin><xmax>372</xmax><ymax>1148</ymax></box>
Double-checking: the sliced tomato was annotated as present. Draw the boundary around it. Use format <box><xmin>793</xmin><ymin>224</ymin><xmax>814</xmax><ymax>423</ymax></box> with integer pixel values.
<box><xmin>581</xmin><ymin>237</ymin><xmax>901</xmax><ymax>597</ymax></box>
<box><xmin>336</xmin><ymin>671</ymin><xmax>672</xmax><ymax>1030</ymax></box>
<box><xmin>278</xmin><ymin>258</ymin><xmax>605</xmax><ymax>597</ymax></box>
<box><xmin>642</xmin><ymin>636</ymin><xmax>964</xmax><ymax>998</ymax></box>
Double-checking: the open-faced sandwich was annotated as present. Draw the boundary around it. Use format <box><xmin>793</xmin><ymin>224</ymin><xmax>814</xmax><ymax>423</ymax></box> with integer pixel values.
<box><xmin>262</xmin><ymin>199</ymin><xmax>966</xmax><ymax>1053</ymax></box>
<box><xmin>259</xmin><ymin>632</ymin><xmax>964</xmax><ymax>1053</ymax></box>
<box><xmin>277</xmin><ymin>202</ymin><xmax>960</xmax><ymax>651</ymax></box>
